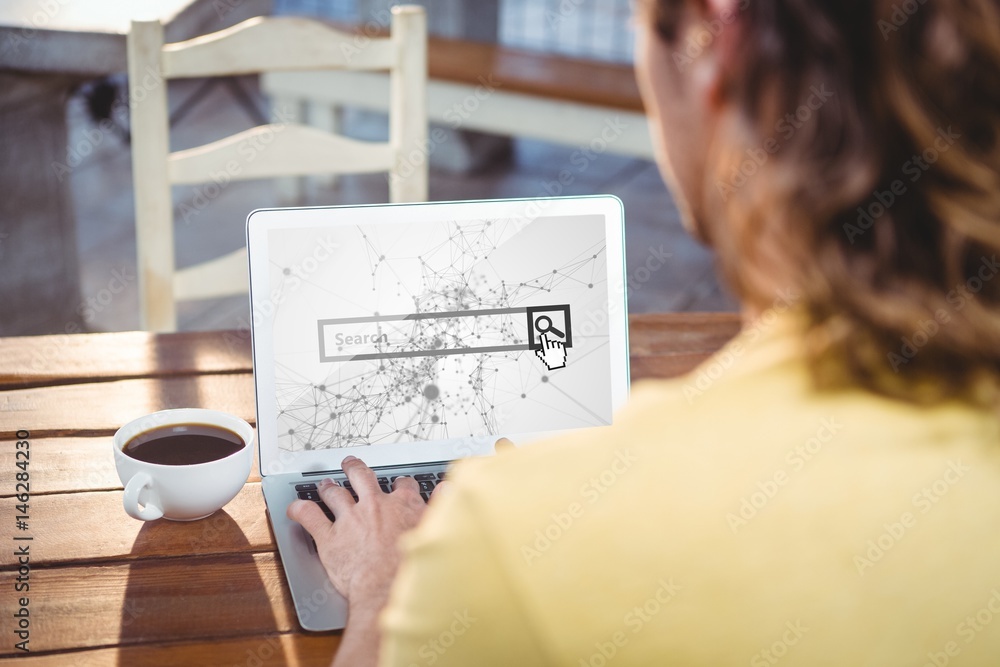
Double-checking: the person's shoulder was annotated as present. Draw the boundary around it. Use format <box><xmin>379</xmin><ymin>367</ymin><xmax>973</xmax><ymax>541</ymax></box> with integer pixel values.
<box><xmin>445</xmin><ymin>378</ymin><xmax>692</xmax><ymax>493</ymax></box>
<box><xmin>441</xmin><ymin>318</ymin><xmax>820</xmax><ymax>523</ymax></box>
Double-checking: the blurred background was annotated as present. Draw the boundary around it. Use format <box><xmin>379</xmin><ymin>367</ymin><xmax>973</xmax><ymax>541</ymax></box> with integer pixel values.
<box><xmin>0</xmin><ymin>0</ymin><xmax>736</xmax><ymax>336</ymax></box>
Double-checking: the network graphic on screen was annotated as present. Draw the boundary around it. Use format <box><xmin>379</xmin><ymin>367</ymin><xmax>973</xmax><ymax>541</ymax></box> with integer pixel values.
<box><xmin>269</xmin><ymin>215</ymin><xmax>612</xmax><ymax>451</ymax></box>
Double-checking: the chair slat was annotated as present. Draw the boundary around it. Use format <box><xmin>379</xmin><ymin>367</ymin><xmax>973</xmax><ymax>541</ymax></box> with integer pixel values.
<box><xmin>174</xmin><ymin>248</ymin><xmax>249</xmax><ymax>301</ymax></box>
<box><xmin>167</xmin><ymin>123</ymin><xmax>395</xmax><ymax>184</ymax></box>
<box><xmin>161</xmin><ymin>16</ymin><xmax>397</xmax><ymax>78</ymax></box>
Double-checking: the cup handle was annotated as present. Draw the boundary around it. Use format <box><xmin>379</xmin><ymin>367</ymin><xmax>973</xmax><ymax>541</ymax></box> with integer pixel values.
<box><xmin>122</xmin><ymin>472</ymin><xmax>164</xmax><ymax>521</ymax></box>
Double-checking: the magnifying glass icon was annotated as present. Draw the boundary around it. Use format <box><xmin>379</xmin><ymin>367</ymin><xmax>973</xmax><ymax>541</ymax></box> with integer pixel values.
<box><xmin>534</xmin><ymin>315</ymin><xmax>565</xmax><ymax>339</ymax></box>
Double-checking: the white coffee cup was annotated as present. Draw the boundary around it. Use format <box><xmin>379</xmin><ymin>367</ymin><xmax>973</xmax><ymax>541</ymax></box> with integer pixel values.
<box><xmin>113</xmin><ymin>409</ymin><xmax>254</xmax><ymax>521</ymax></box>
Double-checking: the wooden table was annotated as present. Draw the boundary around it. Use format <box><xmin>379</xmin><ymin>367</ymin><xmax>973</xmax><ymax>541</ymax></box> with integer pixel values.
<box><xmin>0</xmin><ymin>313</ymin><xmax>740</xmax><ymax>664</ymax></box>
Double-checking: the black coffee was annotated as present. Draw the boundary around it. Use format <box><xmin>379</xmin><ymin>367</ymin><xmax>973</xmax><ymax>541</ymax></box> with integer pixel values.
<box><xmin>123</xmin><ymin>424</ymin><xmax>245</xmax><ymax>465</ymax></box>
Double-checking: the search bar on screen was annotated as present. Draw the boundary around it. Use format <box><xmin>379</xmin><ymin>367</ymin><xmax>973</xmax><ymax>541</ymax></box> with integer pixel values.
<box><xmin>317</xmin><ymin>305</ymin><xmax>572</xmax><ymax>362</ymax></box>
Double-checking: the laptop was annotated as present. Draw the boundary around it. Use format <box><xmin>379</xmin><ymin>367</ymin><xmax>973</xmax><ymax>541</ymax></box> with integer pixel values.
<box><xmin>247</xmin><ymin>195</ymin><xmax>630</xmax><ymax>631</ymax></box>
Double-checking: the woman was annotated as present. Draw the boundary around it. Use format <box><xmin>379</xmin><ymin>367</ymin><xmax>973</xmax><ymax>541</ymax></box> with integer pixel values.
<box><xmin>290</xmin><ymin>0</ymin><xmax>1000</xmax><ymax>664</ymax></box>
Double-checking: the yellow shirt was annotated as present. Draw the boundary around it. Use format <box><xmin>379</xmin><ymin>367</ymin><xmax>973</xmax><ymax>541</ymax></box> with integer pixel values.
<box><xmin>380</xmin><ymin>313</ymin><xmax>1000</xmax><ymax>666</ymax></box>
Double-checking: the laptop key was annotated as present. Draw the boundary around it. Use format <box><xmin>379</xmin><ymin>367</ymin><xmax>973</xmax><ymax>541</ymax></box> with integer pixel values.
<box><xmin>414</xmin><ymin>473</ymin><xmax>436</xmax><ymax>481</ymax></box>
<box><xmin>436</xmin><ymin>472</ymin><xmax>447</xmax><ymax>481</ymax></box>
<box><xmin>379</xmin><ymin>482</ymin><xmax>391</xmax><ymax>493</ymax></box>
<box><xmin>297</xmin><ymin>490</ymin><xmax>321</xmax><ymax>501</ymax></box>
<box><xmin>377</xmin><ymin>477</ymin><xmax>390</xmax><ymax>484</ymax></box>
<box><xmin>295</xmin><ymin>483</ymin><xmax>318</xmax><ymax>492</ymax></box>
<box><xmin>418</xmin><ymin>480</ymin><xmax>436</xmax><ymax>494</ymax></box>
<box><xmin>420</xmin><ymin>491</ymin><xmax>432</xmax><ymax>502</ymax></box>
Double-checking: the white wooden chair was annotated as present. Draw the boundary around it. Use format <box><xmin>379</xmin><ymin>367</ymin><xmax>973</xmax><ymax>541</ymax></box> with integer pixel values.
<box><xmin>127</xmin><ymin>6</ymin><xmax>427</xmax><ymax>332</ymax></box>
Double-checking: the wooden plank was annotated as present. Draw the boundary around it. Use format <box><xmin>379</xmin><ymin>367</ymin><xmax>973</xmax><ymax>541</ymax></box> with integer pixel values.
<box><xmin>13</xmin><ymin>632</ymin><xmax>339</xmax><ymax>667</ymax></box>
<box><xmin>0</xmin><ymin>435</ymin><xmax>263</xmax><ymax>497</ymax></box>
<box><xmin>0</xmin><ymin>330</ymin><xmax>251</xmax><ymax>390</ymax></box>
<box><xmin>0</xmin><ymin>552</ymin><xmax>332</xmax><ymax>656</ymax></box>
<box><xmin>630</xmin><ymin>353</ymin><xmax>726</xmax><ymax>383</ymax></box>
<box><xmin>628</xmin><ymin>313</ymin><xmax>740</xmax><ymax>381</ymax></box>
<box><xmin>0</xmin><ymin>437</ymin><xmax>126</xmax><ymax>496</ymax></box>
<box><xmin>12</xmin><ymin>633</ymin><xmax>340</xmax><ymax>666</ymax></box>
<box><xmin>0</xmin><ymin>483</ymin><xmax>272</xmax><ymax>568</ymax></box>
<box><xmin>0</xmin><ymin>373</ymin><xmax>256</xmax><ymax>439</ymax></box>
<box><xmin>628</xmin><ymin>312</ymin><xmax>741</xmax><ymax>356</ymax></box>
<box><xmin>427</xmin><ymin>37</ymin><xmax>644</xmax><ymax>112</ymax></box>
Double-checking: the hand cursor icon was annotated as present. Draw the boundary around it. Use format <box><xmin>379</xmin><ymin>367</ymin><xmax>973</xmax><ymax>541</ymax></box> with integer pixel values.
<box><xmin>535</xmin><ymin>332</ymin><xmax>567</xmax><ymax>370</ymax></box>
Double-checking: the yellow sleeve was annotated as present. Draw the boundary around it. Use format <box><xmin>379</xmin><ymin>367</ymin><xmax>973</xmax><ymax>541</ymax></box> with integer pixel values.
<box><xmin>378</xmin><ymin>481</ymin><xmax>550</xmax><ymax>666</ymax></box>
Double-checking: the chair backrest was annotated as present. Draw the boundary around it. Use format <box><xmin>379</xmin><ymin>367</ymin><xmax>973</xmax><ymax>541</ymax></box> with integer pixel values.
<box><xmin>127</xmin><ymin>7</ymin><xmax>427</xmax><ymax>331</ymax></box>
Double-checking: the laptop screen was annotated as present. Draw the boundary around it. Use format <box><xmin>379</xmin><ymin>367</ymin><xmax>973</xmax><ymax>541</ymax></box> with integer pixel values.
<box><xmin>249</xmin><ymin>197</ymin><xmax>628</xmax><ymax>475</ymax></box>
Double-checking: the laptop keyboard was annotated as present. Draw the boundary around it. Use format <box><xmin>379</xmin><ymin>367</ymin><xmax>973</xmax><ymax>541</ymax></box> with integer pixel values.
<box><xmin>294</xmin><ymin>469</ymin><xmax>448</xmax><ymax>523</ymax></box>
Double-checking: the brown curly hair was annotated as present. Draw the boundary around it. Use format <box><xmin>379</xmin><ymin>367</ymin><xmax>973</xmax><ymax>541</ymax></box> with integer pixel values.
<box><xmin>647</xmin><ymin>0</ymin><xmax>1000</xmax><ymax>405</ymax></box>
